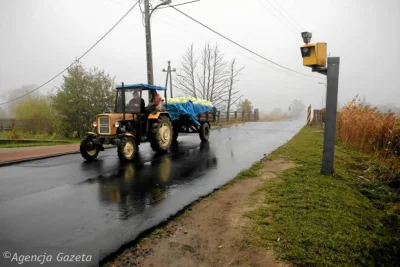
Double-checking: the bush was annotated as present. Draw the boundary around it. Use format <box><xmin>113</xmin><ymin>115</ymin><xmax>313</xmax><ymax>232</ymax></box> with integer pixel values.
<box><xmin>12</xmin><ymin>96</ymin><xmax>59</xmax><ymax>135</ymax></box>
<box><xmin>337</xmin><ymin>98</ymin><xmax>400</xmax><ymax>177</ymax></box>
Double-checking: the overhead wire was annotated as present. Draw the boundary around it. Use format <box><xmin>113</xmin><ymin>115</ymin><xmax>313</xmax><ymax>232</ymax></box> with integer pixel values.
<box><xmin>256</xmin><ymin>0</ymin><xmax>299</xmax><ymax>36</ymax></box>
<box><xmin>170</xmin><ymin>6</ymin><xmax>324</xmax><ymax>80</ymax></box>
<box><xmin>0</xmin><ymin>0</ymin><xmax>141</xmax><ymax>106</ymax></box>
<box><xmin>269</xmin><ymin>0</ymin><xmax>305</xmax><ymax>32</ymax></box>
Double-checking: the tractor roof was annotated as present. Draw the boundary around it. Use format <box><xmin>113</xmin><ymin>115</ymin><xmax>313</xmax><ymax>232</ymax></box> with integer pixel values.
<box><xmin>115</xmin><ymin>83</ymin><xmax>166</xmax><ymax>91</ymax></box>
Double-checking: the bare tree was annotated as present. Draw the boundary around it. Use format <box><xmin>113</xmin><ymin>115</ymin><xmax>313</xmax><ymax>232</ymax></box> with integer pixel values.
<box><xmin>210</xmin><ymin>44</ymin><xmax>229</xmax><ymax>106</ymax></box>
<box><xmin>175</xmin><ymin>44</ymin><xmax>198</xmax><ymax>97</ymax></box>
<box><xmin>175</xmin><ymin>43</ymin><xmax>244</xmax><ymax>110</ymax></box>
<box><xmin>225</xmin><ymin>58</ymin><xmax>244</xmax><ymax>114</ymax></box>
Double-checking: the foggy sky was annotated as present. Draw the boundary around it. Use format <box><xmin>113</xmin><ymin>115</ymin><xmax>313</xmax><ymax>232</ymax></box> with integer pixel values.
<box><xmin>0</xmin><ymin>0</ymin><xmax>399</xmax><ymax>113</ymax></box>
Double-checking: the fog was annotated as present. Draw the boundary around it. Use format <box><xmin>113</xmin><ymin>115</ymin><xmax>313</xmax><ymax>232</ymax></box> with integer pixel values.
<box><xmin>0</xmin><ymin>0</ymin><xmax>399</xmax><ymax>113</ymax></box>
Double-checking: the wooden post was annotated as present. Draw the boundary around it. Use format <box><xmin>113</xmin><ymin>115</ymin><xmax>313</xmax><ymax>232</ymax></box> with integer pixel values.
<box><xmin>307</xmin><ymin>105</ymin><xmax>311</xmax><ymax>126</ymax></box>
<box><xmin>234</xmin><ymin>111</ymin><xmax>237</xmax><ymax>121</ymax></box>
<box><xmin>242</xmin><ymin>112</ymin><xmax>245</xmax><ymax>122</ymax></box>
<box><xmin>227</xmin><ymin>111</ymin><xmax>230</xmax><ymax>122</ymax></box>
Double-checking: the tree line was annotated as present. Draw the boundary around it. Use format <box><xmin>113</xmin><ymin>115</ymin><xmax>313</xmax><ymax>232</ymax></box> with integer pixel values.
<box><xmin>1</xmin><ymin>63</ymin><xmax>115</xmax><ymax>138</ymax></box>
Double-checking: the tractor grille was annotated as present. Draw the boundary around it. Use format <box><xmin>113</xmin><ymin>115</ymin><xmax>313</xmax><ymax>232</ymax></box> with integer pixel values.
<box><xmin>99</xmin><ymin>117</ymin><xmax>110</xmax><ymax>134</ymax></box>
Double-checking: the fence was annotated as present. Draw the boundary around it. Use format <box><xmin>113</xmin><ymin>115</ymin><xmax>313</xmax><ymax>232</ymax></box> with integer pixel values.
<box><xmin>0</xmin><ymin>119</ymin><xmax>15</xmax><ymax>131</ymax></box>
<box><xmin>311</xmin><ymin>109</ymin><xmax>325</xmax><ymax>125</ymax></box>
<box><xmin>216</xmin><ymin>109</ymin><xmax>259</xmax><ymax>123</ymax></box>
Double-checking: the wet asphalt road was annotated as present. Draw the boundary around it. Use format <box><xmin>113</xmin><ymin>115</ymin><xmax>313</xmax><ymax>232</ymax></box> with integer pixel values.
<box><xmin>0</xmin><ymin>121</ymin><xmax>304</xmax><ymax>266</ymax></box>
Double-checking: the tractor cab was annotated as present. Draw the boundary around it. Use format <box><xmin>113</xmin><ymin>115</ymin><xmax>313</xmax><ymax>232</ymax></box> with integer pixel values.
<box><xmin>115</xmin><ymin>83</ymin><xmax>167</xmax><ymax>115</ymax></box>
<box><xmin>114</xmin><ymin>83</ymin><xmax>168</xmax><ymax>140</ymax></box>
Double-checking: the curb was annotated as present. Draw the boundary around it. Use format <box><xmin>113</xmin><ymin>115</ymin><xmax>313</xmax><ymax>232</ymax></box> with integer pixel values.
<box><xmin>0</xmin><ymin>145</ymin><xmax>116</xmax><ymax>167</ymax></box>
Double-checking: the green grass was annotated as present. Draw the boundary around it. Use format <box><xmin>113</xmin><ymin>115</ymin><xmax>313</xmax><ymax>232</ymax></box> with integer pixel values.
<box><xmin>0</xmin><ymin>130</ymin><xmax>78</xmax><ymax>140</ymax></box>
<box><xmin>0</xmin><ymin>141</ymin><xmax>78</xmax><ymax>148</ymax></box>
<box><xmin>244</xmin><ymin>127</ymin><xmax>400</xmax><ymax>267</ymax></box>
<box><xmin>0</xmin><ymin>130</ymin><xmax>80</xmax><ymax>148</ymax></box>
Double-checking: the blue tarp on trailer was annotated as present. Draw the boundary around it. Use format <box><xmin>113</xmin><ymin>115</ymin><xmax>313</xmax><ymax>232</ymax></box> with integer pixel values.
<box><xmin>164</xmin><ymin>102</ymin><xmax>214</xmax><ymax>126</ymax></box>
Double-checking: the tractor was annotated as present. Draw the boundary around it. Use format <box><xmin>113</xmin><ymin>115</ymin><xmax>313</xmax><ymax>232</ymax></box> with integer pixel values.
<box><xmin>80</xmin><ymin>83</ymin><xmax>173</xmax><ymax>162</ymax></box>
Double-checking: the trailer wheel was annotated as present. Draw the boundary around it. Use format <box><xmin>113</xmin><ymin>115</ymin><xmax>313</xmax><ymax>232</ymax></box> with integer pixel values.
<box><xmin>199</xmin><ymin>123</ymin><xmax>210</xmax><ymax>141</ymax></box>
<box><xmin>118</xmin><ymin>136</ymin><xmax>136</xmax><ymax>162</ymax></box>
<box><xmin>172</xmin><ymin>131</ymin><xmax>179</xmax><ymax>142</ymax></box>
<box><xmin>80</xmin><ymin>136</ymin><xmax>99</xmax><ymax>161</ymax></box>
<box><xmin>150</xmin><ymin>116</ymin><xmax>173</xmax><ymax>153</ymax></box>
<box><xmin>172</xmin><ymin>123</ymin><xmax>180</xmax><ymax>142</ymax></box>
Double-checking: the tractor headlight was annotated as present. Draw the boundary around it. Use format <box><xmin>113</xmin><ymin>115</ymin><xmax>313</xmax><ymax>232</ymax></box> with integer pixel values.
<box><xmin>114</xmin><ymin>121</ymin><xmax>120</xmax><ymax>128</ymax></box>
<box><xmin>92</xmin><ymin>121</ymin><xmax>97</xmax><ymax>127</ymax></box>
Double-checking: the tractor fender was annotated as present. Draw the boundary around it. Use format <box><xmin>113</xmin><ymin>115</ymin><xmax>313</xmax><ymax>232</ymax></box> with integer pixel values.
<box><xmin>147</xmin><ymin>112</ymin><xmax>170</xmax><ymax>120</ymax></box>
<box><xmin>122</xmin><ymin>133</ymin><xmax>135</xmax><ymax>137</ymax></box>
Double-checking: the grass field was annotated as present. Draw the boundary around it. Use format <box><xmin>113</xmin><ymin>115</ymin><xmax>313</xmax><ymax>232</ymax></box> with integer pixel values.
<box><xmin>0</xmin><ymin>141</ymin><xmax>79</xmax><ymax>148</ymax></box>
<box><xmin>243</xmin><ymin>127</ymin><xmax>400</xmax><ymax>266</ymax></box>
<box><xmin>0</xmin><ymin>130</ymin><xmax>80</xmax><ymax>148</ymax></box>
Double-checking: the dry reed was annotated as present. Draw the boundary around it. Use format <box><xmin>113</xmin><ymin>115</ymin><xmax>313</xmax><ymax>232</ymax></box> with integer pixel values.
<box><xmin>337</xmin><ymin>97</ymin><xmax>400</xmax><ymax>175</ymax></box>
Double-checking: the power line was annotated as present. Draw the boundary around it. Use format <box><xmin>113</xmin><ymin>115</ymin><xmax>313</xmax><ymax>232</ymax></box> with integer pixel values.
<box><xmin>263</xmin><ymin>0</ymin><xmax>303</xmax><ymax>33</ymax></box>
<box><xmin>269</xmin><ymin>0</ymin><xmax>304</xmax><ymax>32</ymax></box>
<box><xmin>265</xmin><ymin>0</ymin><xmax>301</xmax><ymax>33</ymax></box>
<box><xmin>0</xmin><ymin>0</ymin><xmax>140</xmax><ymax>106</ymax></box>
<box><xmin>170</xmin><ymin>6</ymin><xmax>324</xmax><ymax>80</ymax></box>
<box><xmin>256</xmin><ymin>0</ymin><xmax>299</xmax><ymax>36</ymax></box>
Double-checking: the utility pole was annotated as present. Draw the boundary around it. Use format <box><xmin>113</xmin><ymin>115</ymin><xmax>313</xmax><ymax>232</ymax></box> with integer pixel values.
<box><xmin>162</xmin><ymin>61</ymin><xmax>176</xmax><ymax>98</ymax></box>
<box><xmin>144</xmin><ymin>0</ymin><xmax>154</xmax><ymax>85</ymax></box>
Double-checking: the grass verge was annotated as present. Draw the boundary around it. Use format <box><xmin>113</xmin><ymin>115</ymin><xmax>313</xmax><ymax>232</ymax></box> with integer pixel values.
<box><xmin>0</xmin><ymin>141</ymin><xmax>78</xmax><ymax>148</ymax></box>
<box><xmin>244</xmin><ymin>126</ymin><xmax>400</xmax><ymax>267</ymax></box>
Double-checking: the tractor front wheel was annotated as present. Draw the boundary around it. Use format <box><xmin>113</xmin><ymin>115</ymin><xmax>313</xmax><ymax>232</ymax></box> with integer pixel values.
<box><xmin>80</xmin><ymin>136</ymin><xmax>99</xmax><ymax>161</ymax></box>
<box><xmin>150</xmin><ymin>116</ymin><xmax>173</xmax><ymax>153</ymax></box>
<box><xmin>118</xmin><ymin>136</ymin><xmax>137</xmax><ymax>162</ymax></box>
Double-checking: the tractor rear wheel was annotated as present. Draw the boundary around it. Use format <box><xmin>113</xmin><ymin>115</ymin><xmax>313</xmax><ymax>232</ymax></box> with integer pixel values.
<box><xmin>199</xmin><ymin>123</ymin><xmax>210</xmax><ymax>142</ymax></box>
<box><xmin>150</xmin><ymin>116</ymin><xmax>173</xmax><ymax>153</ymax></box>
<box><xmin>80</xmin><ymin>137</ymin><xmax>99</xmax><ymax>161</ymax></box>
<box><xmin>118</xmin><ymin>136</ymin><xmax>136</xmax><ymax>162</ymax></box>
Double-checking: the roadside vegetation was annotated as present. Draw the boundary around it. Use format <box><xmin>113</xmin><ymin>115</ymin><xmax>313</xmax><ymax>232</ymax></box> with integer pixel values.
<box><xmin>0</xmin><ymin>141</ymin><xmax>77</xmax><ymax>148</ymax></box>
<box><xmin>102</xmin><ymin>99</ymin><xmax>399</xmax><ymax>267</ymax></box>
<box><xmin>244</xmin><ymin>121</ymin><xmax>399</xmax><ymax>266</ymax></box>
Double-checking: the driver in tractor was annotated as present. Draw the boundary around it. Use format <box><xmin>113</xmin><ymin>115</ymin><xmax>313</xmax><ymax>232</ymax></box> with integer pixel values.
<box><xmin>127</xmin><ymin>90</ymin><xmax>145</xmax><ymax>113</ymax></box>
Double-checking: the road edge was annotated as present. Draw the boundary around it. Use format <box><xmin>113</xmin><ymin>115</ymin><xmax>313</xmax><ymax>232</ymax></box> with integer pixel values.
<box><xmin>0</xmin><ymin>145</ymin><xmax>116</xmax><ymax>167</ymax></box>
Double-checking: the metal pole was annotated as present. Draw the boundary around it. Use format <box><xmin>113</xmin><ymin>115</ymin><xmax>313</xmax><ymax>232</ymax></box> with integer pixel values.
<box><xmin>144</xmin><ymin>0</ymin><xmax>154</xmax><ymax>85</ymax></box>
<box><xmin>169</xmin><ymin>63</ymin><xmax>174</xmax><ymax>98</ymax></box>
<box><xmin>163</xmin><ymin>61</ymin><xmax>176</xmax><ymax>98</ymax></box>
<box><xmin>164</xmin><ymin>64</ymin><xmax>169</xmax><ymax>89</ymax></box>
<box><xmin>321</xmin><ymin>57</ymin><xmax>340</xmax><ymax>175</ymax></box>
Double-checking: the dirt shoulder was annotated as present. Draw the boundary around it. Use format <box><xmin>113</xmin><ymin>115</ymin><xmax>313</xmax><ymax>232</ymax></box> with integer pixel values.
<box><xmin>104</xmin><ymin>159</ymin><xmax>295</xmax><ymax>267</ymax></box>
